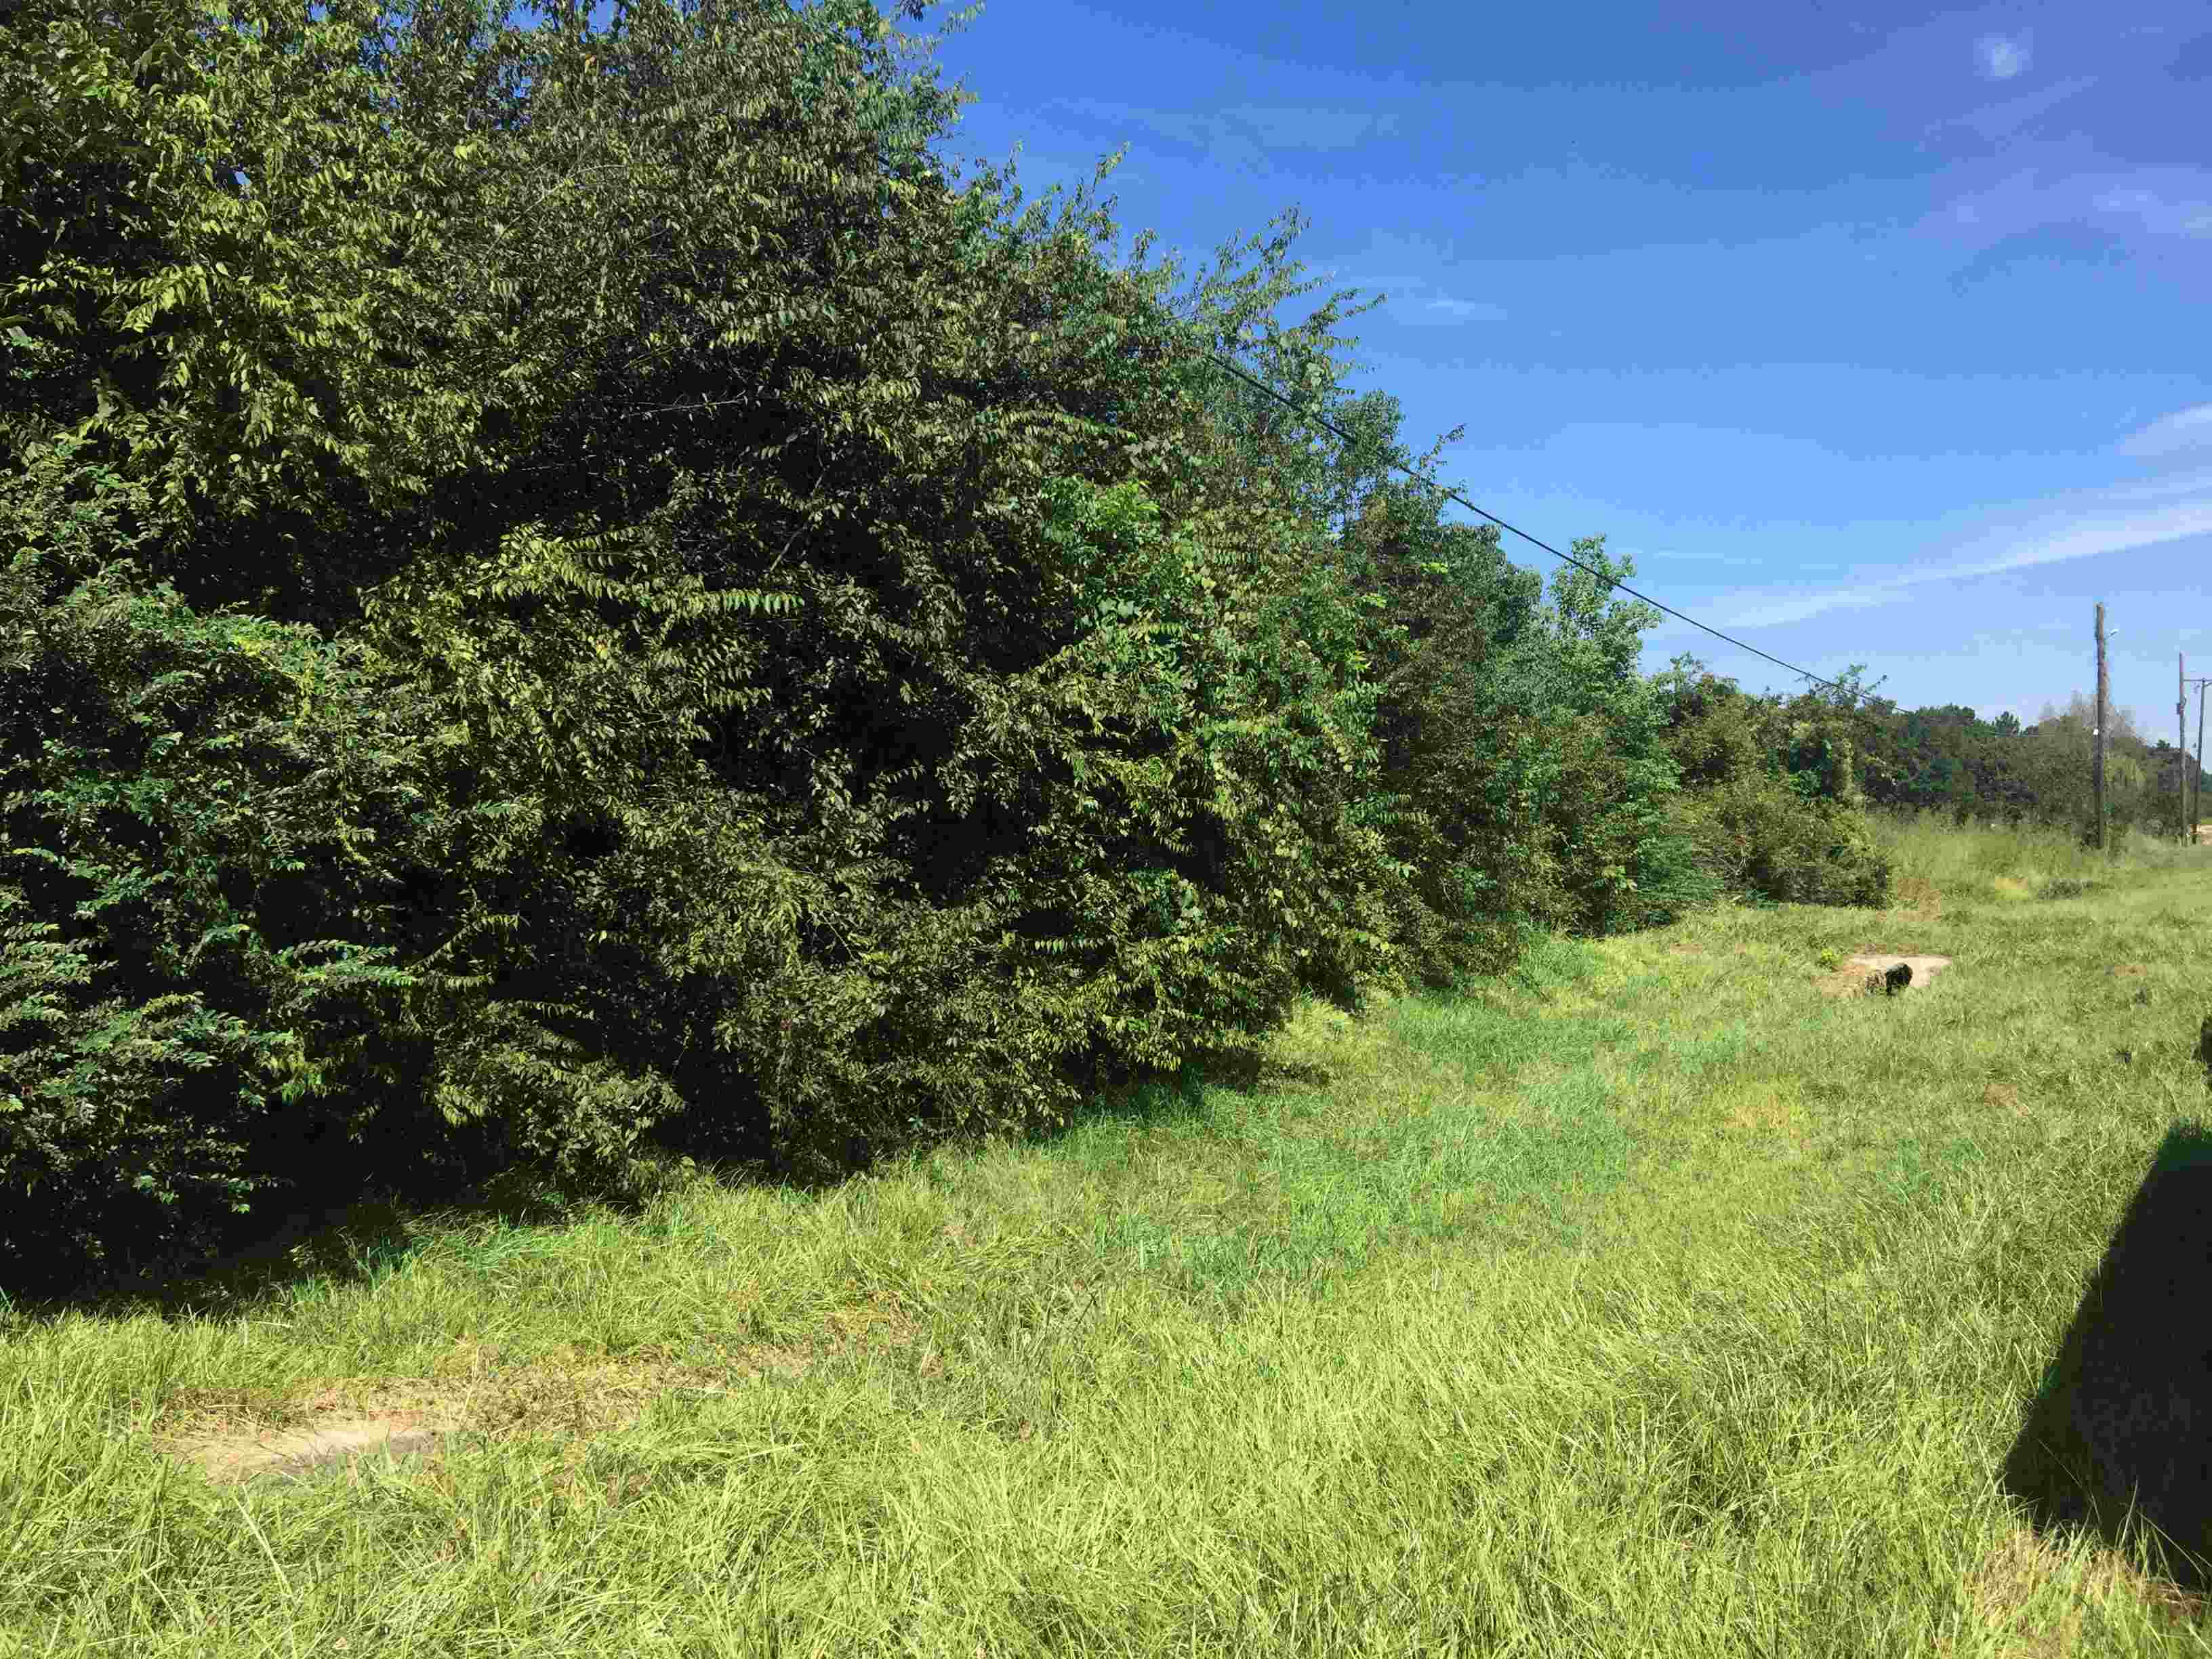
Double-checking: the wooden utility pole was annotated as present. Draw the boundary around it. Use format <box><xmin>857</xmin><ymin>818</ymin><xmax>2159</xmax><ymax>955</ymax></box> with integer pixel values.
<box><xmin>2093</xmin><ymin>603</ymin><xmax>2107</xmax><ymax>853</ymax></box>
<box><xmin>2182</xmin><ymin>653</ymin><xmax>2190</xmax><ymax>842</ymax></box>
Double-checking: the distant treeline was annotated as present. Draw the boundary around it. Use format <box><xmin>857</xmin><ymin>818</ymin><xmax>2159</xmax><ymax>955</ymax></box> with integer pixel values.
<box><xmin>1841</xmin><ymin>693</ymin><xmax>2209</xmax><ymax>838</ymax></box>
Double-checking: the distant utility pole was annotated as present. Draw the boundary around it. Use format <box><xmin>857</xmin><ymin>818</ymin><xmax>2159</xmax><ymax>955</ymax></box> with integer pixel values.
<box><xmin>2182</xmin><ymin>653</ymin><xmax>2190</xmax><ymax>842</ymax></box>
<box><xmin>2191</xmin><ymin>674</ymin><xmax>2212</xmax><ymax>848</ymax></box>
<box><xmin>2093</xmin><ymin>603</ymin><xmax>2107</xmax><ymax>853</ymax></box>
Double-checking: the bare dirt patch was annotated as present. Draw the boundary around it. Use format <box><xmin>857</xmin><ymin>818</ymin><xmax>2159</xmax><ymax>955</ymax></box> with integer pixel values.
<box><xmin>128</xmin><ymin>1301</ymin><xmax>930</xmax><ymax>1498</ymax></box>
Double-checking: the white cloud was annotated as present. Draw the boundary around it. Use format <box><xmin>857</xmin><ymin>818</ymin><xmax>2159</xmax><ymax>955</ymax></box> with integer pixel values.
<box><xmin>1975</xmin><ymin>33</ymin><xmax>2032</xmax><ymax>80</ymax></box>
<box><xmin>1931</xmin><ymin>74</ymin><xmax>2094</xmax><ymax>143</ymax></box>
<box><xmin>2100</xmin><ymin>463</ymin><xmax>2212</xmax><ymax>500</ymax></box>
<box><xmin>2095</xmin><ymin>183</ymin><xmax>2212</xmax><ymax>238</ymax></box>
<box><xmin>1917</xmin><ymin>499</ymin><xmax>2212</xmax><ymax>584</ymax></box>
<box><xmin>1406</xmin><ymin>294</ymin><xmax>1509</xmax><ymax>324</ymax></box>
<box><xmin>2119</xmin><ymin>405</ymin><xmax>2212</xmax><ymax>458</ymax></box>
<box><xmin>1644</xmin><ymin>491</ymin><xmax>2212</xmax><ymax>638</ymax></box>
<box><xmin>1927</xmin><ymin>160</ymin><xmax>2212</xmax><ymax>249</ymax></box>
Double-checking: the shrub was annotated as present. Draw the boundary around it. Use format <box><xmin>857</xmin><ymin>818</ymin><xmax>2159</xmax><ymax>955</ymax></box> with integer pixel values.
<box><xmin>0</xmin><ymin>439</ymin><xmax>497</xmax><ymax>1296</ymax></box>
<box><xmin>1670</xmin><ymin>771</ymin><xmax>1891</xmax><ymax>909</ymax></box>
<box><xmin>1654</xmin><ymin>663</ymin><xmax>1891</xmax><ymax>909</ymax></box>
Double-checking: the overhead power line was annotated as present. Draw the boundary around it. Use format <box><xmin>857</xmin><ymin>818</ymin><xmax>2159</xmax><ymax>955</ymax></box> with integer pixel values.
<box><xmin>1184</xmin><ymin>343</ymin><xmax>1870</xmax><ymax>706</ymax></box>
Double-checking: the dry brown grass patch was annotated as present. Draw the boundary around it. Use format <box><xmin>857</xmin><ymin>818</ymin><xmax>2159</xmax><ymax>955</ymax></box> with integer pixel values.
<box><xmin>131</xmin><ymin>1293</ymin><xmax>930</xmax><ymax>1494</ymax></box>
<box><xmin>1893</xmin><ymin>875</ymin><xmax>1944</xmax><ymax>916</ymax></box>
<box><xmin>1941</xmin><ymin>1523</ymin><xmax>2209</xmax><ymax>1658</ymax></box>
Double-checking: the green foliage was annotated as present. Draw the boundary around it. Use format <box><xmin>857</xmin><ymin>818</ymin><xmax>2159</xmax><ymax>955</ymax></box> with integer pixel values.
<box><xmin>949</xmin><ymin>470</ymin><xmax>1406</xmax><ymax>1073</ymax></box>
<box><xmin>0</xmin><ymin>0</ymin><xmax>1914</xmax><ymax>1301</ymax></box>
<box><xmin>1844</xmin><ymin>684</ymin><xmax>2203</xmax><ymax>842</ymax></box>
<box><xmin>0</xmin><ymin>432</ymin><xmax>520</xmax><ymax>1295</ymax></box>
<box><xmin>1650</xmin><ymin>659</ymin><xmax>1891</xmax><ymax>909</ymax></box>
<box><xmin>1</xmin><ymin>0</ymin><xmax>989</xmax><ymax>1284</ymax></box>
<box><xmin>1443</xmin><ymin>542</ymin><xmax>1719</xmax><ymax>937</ymax></box>
<box><xmin>1038</xmin><ymin>214</ymin><xmax>1588</xmax><ymax>989</ymax></box>
<box><xmin>1271</xmin><ymin>474</ymin><xmax>1543</xmax><ymax>987</ymax></box>
<box><xmin>1666</xmin><ymin>773</ymin><xmax>1891</xmax><ymax>908</ymax></box>
<box><xmin>0</xmin><ymin>0</ymin><xmax>1388</xmax><ymax>1245</ymax></box>
<box><xmin>1</xmin><ymin>0</ymin><xmax>531</xmax><ymax>619</ymax></box>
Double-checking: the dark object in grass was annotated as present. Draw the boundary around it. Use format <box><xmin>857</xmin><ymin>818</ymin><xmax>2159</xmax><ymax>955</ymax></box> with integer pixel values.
<box><xmin>2001</xmin><ymin>1124</ymin><xmax>2212</xmax><ymax>1603</ymax></box>
<box><xmin>1885</xmin><ymin>962</ymin><xmax>1912</xmax><ymax>996</ymax></box>
<box><xmin>2199</xmin><ymin>1015</ymin><xmax>2212</xmax><ymax>1087</ymax></box>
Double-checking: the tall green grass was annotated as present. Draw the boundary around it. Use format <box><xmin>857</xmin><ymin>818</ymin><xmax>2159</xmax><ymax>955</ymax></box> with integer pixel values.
<box><xmin>2</xmin><ymin>807</ymin><xmax>2207</xmax><ymax>1655</ymax></box>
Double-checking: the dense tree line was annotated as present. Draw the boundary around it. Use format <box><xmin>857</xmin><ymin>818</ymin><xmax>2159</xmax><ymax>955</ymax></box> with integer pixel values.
<box><xmin>1837</xmin><ymin>689</ymin><xmax>2207</xmax><ymax>841</ymax></box>
<box><xmin>1</xmin><ymin>0</ymin><xmax>1895</xmax><ymax>1303</ymax></box>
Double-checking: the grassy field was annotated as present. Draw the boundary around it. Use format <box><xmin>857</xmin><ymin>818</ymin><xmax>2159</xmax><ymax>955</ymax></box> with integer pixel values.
<box><xmin>3</xmin><ymin>808</ymin><xmax>2210</xmax><ymax>1656</ymax></box>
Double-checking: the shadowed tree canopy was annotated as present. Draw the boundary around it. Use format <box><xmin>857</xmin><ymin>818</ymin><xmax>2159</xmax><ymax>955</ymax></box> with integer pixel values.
<box><xmin>0</xmin><ymin>0</ymin><xmax>1881</xmax><ymax>1307</ymax></box>
<box><xmin>0</xmin><ymin>0</ymin><xmax>1547</xmax><ymax>1296</ymax></box>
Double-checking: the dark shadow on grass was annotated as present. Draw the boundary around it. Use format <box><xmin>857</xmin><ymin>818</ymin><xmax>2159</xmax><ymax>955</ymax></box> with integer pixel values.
<box><xmin>2000</xmin><ymin>1120</ymin><xmax>2212</xmax><ymax>1615</ymax></box>
<box><xmin>965</xmin><ymin>1049</ymin><xmax>1278</xmax><ymax>1164</ymax></box>
<box><xmin>1</xmin><ymin>1020</ymin><xmax>1353</xmax><ymax>1330</ymax></box>
<box><xmin>0</xmin><ymin>1150</ymin><xmax>703</xmax><ymax>1330</ymax></box>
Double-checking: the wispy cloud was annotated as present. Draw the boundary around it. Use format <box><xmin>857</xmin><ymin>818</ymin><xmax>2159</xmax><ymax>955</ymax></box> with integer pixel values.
<box><xmin>2100</xmin><ymin>463</ymin><xmax>2212</xmax><ymax>501</ymax></box>
<box><xmin>2095</xmin><ymin>181</ymin><xmax>2212</xmax><ymax>239</ymax></box>
<box><xmin>1931</xmin><ymin>74</ymin><xmax>2095</xmax><ymax>144</ymax></box>
<box><xmin>1666</xmin><ymin>411</ymin><xmax>2212</xmax><ymax>638</ymax></box>
<box><xmin>1975</xmin><ymin>33</ymin><xmax>2032</xmax><ymax>81</ymax></box>
<box><xmin>1399</xmin><ymin>293</ymin><xmax>1509</xmax><ymax>325</ymax></box>
<box><xmin>2118</xmin><ymin>405</ymin><xmax>2212</xmax><ymax>458</ymax></box>
<box><xmin>1647</xmin><ymin>487</ymin><xmax>2212</xmax><ymax>638</ymax></box>
<box><xmin>1929</xmin><ymin>159</ymin><xmax>2212</xmax><ymax>251</ymax></box>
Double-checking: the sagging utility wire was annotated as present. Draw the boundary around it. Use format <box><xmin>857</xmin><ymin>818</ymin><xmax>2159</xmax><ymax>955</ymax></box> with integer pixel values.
<box><xmin>1181</xmin><ymin>337</ymin><xmax>1870</xmax><ymax>707</ymax></box>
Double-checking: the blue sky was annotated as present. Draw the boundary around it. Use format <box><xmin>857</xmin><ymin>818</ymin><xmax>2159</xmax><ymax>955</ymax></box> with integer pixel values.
<box><xmin>199</xmin><ymin>0</ymin><xmax>2212</xmax><ymax>736</ymax></box>
<box><xmin>897</xmin><ymin>0</ymin><xmax>2212</xmax><ymax>737</ymax></box>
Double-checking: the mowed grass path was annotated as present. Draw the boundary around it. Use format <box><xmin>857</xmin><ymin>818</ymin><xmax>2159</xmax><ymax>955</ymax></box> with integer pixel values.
<box><xmin>5</xmin><ymin>812</ymin><xmax>2210</xmax><ymax>1656</ymax></box>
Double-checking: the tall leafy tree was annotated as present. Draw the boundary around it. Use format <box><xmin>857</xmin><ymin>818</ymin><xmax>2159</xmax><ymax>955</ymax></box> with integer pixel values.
<box><xmin>3</xmin><ymin>0</ymin><xmax>1901</xmax><ymax>1306</ymax></box>
<box><xmin>1087</xmin><ymin>230</ymin><xmax>1469</xmax><ymax>577</ymax></box>
<box><xmin>0</xmin><ymin>0</ymin><xmax>1426</xmax><ymax>1294</ymax></box>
